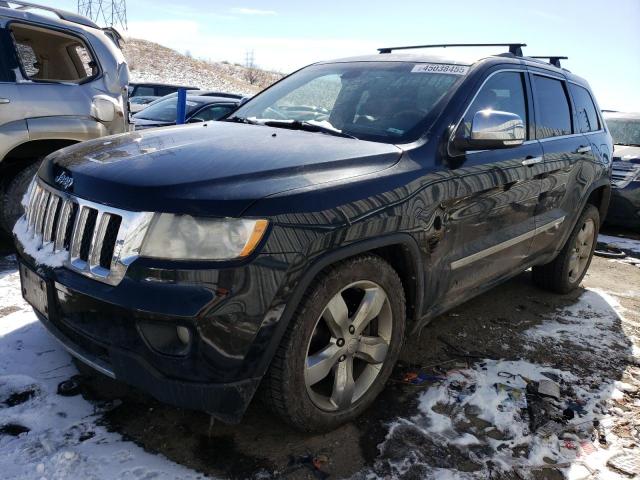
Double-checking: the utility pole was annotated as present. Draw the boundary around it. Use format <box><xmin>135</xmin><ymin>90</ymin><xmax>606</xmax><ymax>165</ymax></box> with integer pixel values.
<box><xmin>77</xmin><ymin>0</ymin><xmax>127</xmax><ymax>31</ymax></box>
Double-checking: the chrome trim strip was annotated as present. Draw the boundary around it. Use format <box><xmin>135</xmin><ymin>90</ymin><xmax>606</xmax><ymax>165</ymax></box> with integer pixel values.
<box><xmin>451</xmin><ymin>216</ymin><xmax>565</xmax><ymax>270</ymax></box>
<box><xmin>52</xmin><ymin>334</ymin><xmax>116</xmax><ymax>379</ymax></box>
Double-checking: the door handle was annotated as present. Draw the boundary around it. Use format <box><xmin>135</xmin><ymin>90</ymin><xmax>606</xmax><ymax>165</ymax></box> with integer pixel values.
<box><xmin>0</xmin><ymin>98</ymin><xmax>9</xmax><ymax>104</ymax></box>
<box><xmin>576</xmin><ymin>145</ymin><xmax>592</xmax><ymax>154</ymax></box>
<box><xmin>522</xmin><ymin>156</ymin><xmax>543</xmax><ymax>166</ymax></box>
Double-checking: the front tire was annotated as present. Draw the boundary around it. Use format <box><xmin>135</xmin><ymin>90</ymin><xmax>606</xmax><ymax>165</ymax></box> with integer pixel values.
<box><xmin>262</xmin><ymin>255</ymin><xmax>406</xmax><ymax>432</ymax></box>
<box><xmin>532</xmin><ymin>205</ymin><xmax>600</xmax><ymax>294</ymax></box>
<box><xmin>0</xmin><ymin>161</ymin><xmax>41</xmax><ymax>234</ymax></box>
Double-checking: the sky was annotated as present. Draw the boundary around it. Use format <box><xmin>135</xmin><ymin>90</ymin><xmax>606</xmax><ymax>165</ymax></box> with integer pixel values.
<box><xmin>33</xmin><ymin>0</ymin><xmax>640</xmax><ymax>111</ymax></box>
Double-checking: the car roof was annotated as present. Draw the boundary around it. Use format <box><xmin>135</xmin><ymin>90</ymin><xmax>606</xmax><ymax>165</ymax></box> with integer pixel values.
<box><xmin>317</xmin><ymin>51</ymin><xmax>592</xmax><ymax>89</ymax></box>
<box><xmin>603</xmin><ymin>111</ymin><xmax>640</xmax><ymax>120</ymax></box>
<box><xmin>0</xmin><ymin>1</ymin><xmax>98</xmax><ymax>31</ymax></box>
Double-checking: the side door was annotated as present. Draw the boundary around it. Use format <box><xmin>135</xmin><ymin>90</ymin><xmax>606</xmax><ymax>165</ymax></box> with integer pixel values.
<box><xmin>528</xmin><ymin>71</ymin><xmax>598</xmax><ymax>256</ymax></box>
<box><xmin>445</xmin><ymin>70</ymin><xmax>544</xmax><ymax>297</ymax></box>
<box><xmin>7</xmin><ymin>22</ymin><xmax>99</xmax><ymax>121</ymax></box>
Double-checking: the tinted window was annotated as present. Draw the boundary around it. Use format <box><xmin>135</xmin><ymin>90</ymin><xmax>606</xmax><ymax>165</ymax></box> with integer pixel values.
<box><xmin>156</xmin><ymin>86</ymin><xmax>179</xmax><ymax>96</ymax></box>
<box><xmin>0</xmin><ymin>29</ymin><xmax>16</xmax><ymax>82</ymax></box>
<box><xmin>606</xmin><ymin>118</ymin><xmax>640</xmax><ymax>146</ymax></box>
<box><xmin>191</xmin><ymin>104</ymin><xmax>234</xmax><ymax>122</ymax></box>
<box><xmin>532</xmin><ymin>75</ymin><xmax>572</xmax><ymax>138</ymax></box>
<box><xmin>570</xmin><ymin>84</ymin><xmax>600</xmax><ymax>133</ymax></box>
<box><xmin>10</xmin><ymin>23</ymin><xmax>97</xmax><ymax>83</ymax></box>
<box><xmin>133</xmin><ymin>86</ymin><xmax>155</xmax><ymax>97</ymax></box>
<box><xmin>133</xmin><ymin>97</ymin><xmax>204</xmax><ymax>122</ymax></box>
<box><xmin>463</xmin><ymin>71</ymin><xmax>528</xmax><ymax>138</ymax></box>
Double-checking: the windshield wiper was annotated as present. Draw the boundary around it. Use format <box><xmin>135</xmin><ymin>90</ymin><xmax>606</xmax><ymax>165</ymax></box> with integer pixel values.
<box><xmin>262</xmin><ymin>120</ymin><xmax>357</xmax><ymax>139</ymax></box>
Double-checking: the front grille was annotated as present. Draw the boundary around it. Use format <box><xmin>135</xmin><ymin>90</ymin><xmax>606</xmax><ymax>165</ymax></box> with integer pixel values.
<box><xmin>611</xmin><ymin>161</ymin><xmax>640</xmax><ymax>188</ymax></box>
<box><xmin>20</xmin><ymin>179</ymin><xmax>154</xmax><ymax>285</ymax></box>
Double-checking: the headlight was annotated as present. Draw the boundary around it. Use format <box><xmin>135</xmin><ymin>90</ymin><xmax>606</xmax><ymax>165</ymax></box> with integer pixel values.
<box><xmin>141</xmin><ymin>214</ymin><xmax>268</xmax><ymax>260</ymax></box>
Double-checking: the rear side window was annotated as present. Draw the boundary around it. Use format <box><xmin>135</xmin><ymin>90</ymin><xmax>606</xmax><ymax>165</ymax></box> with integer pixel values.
<box><xmin>463</xmin><ymin>71</ymin><xmax>528</xmax><ymax>138</ymax></box>
<box><xmin>156</xmin><ymin>86</ymin><xmax>179</xmax><ymax>96</ymax></box>
<box><xmin>532</xmin><ymin>75</ymin><xmax>572</xmax><ymax>138</ymax></box>
<box><xmin>0</xmin><ymin>28</ymin><xmax>17</xmax><ymax>82</ymax></box>
<box><xmin>191</xmin><ymin>104</ymin><xmax>235</xmax><ymax>122</ymax></box>
<box><xmin>9</xmin><ymin>23</ymin><xmax>98</xmax><ymax>83</ymax></box>
<box><xmin>133</xmin><ymin>86</ymin><xmax>155</xmax><ymax>97</ymax></box>
<box><xmin>570</xmin><ymin>84</ymin><xmax>600</xmax><ymax>133</ymax></box>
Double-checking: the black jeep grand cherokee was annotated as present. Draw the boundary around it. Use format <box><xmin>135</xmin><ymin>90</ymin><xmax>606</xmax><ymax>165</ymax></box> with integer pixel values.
<box><xmin>15</xmin><ymin>44</ymin><xmax>612</xmax><ymax>431</ymax></box>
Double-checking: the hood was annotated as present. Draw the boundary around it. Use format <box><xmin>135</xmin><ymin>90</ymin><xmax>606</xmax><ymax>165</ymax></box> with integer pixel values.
<box><xmin>40</xmin><ymin>122</ymin><xmax>402</xmax><ymax>217</ymax></box>
<box><xmin>613</xmin><ymin>145</ymin><xmax>640</xmax><ymax>163</ymax></box>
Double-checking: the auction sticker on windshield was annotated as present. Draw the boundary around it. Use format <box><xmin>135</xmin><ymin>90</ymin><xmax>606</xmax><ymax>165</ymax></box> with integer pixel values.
<box><xmin>411</xmin><ymin>63</ymin><xmax>469</xmax><ymax>75</ymax></box>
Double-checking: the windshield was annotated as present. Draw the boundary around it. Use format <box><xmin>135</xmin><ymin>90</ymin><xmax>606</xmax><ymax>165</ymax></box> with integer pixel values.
<box><xmin>231</xmin><ymin>62</ymin><xmax>464</xmax><ymax>143</ymax></box>
<box><xmin>607</xmin><ymin>118</ymin><xmax>640</xmax><ymax>146</ymax></box>
<box><xmin>133</xmin><ymin>98</ymin><xmax>204</xmax><ymax>122</ymax></box>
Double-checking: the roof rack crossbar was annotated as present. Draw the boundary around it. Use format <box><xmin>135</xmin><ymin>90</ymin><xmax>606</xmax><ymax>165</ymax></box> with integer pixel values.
<box><xmin>0</xmin><ymin>1</ymin><xmax>99</xmax><ymax>29</ymax></box>
<box><xmin>530</xmin><ymin>56</ymin><xmax>568</xmax><ymax>68</ymax></box>
<box><xmin>378</xmin><ymin>43</ymin><xmax>527</xmax><ymax>56</ymax></box>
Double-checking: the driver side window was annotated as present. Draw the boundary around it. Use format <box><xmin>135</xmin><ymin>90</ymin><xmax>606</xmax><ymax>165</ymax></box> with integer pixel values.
<box><xmin>463</xmin><ymin>72</ymin><xmax>528</xmax><ymax>138</ymax></box>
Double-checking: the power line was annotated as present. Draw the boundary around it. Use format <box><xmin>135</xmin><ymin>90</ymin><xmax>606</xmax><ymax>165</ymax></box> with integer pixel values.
<box><xmin>77</xmin><ymin>0</ymin><xmax>127</xmax><ymax>31</ymax></box>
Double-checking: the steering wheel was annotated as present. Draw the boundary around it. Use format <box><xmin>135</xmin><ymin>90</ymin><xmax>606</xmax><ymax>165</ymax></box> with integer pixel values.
<box><xmin>391</xmin><ymin>109</ymin><xmax>428</xmax><ymax>127</ymax></box>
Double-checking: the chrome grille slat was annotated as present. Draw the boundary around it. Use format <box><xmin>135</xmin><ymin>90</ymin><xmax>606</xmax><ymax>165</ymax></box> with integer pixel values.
<box><xmin>43</xmin><ymin>195</ymin><xmax>60</xmax><ymax>243</ymax></box>
<box><xmin>88</xmin><ymin>212</ymin><xmax>109</xmax><ymax>269</ymax></box>
<box><xmin>54</xmin><ymin>200</ymin><xmax>73</xmax><ymax>251</ymax></box>
<box><xmin>34</xmin><ymin>190</ymin><xmax>50</xmax><ymax>236</ymax></box>
<box><xmin>18</xmin><ymin>179</ymin><xmax>154</xmax><ymax>286</ymax></box>
<box><xmin>70</xmin><ymin>206</ymin><xmax>90</xmax><ymax>261</ymax></box>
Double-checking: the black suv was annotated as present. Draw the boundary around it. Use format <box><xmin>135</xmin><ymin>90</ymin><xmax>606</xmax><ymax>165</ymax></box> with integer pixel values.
<box><xmin>14</xmin><ymin>44</ymin><xmax>612</xmax><ymax>431</ymax></box>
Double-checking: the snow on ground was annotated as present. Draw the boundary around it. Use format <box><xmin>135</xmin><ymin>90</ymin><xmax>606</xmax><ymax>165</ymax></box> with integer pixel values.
<box><xmin>598</xmin><ymin>233</ymin><xmax>640</xmax><ymax>255</ymax></box>
<box><xmin>371</xmin><ymin>288</ymin><xmax>640</xmax><ymax>479</ymax></box>
<box><xmin>0</xmin><ymin>256</ymin><xmax>203</xmax><ymax>480</ymax></box>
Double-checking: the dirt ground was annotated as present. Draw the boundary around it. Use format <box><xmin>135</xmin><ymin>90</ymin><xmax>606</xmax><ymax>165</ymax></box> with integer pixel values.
<box><xmin>1</xmin><ymin>226</ymin><xmax>639</xmax><ymax>479</ymax></box>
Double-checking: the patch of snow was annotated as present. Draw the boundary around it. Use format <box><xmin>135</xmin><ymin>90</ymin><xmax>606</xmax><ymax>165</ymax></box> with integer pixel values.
<box><xmin>0</xmin><ymin>306</ymin><xmax>203</xmax><ymax>479</ymax></box>
<box><xmin>12</xmin><ymin>217</ymin><xmax>67</xmax><ymax>268</ymax></box>
<box><xmin>598</xmin><ymin>233</ymin><xmax>640</xmax><ymax>254</ymax></box>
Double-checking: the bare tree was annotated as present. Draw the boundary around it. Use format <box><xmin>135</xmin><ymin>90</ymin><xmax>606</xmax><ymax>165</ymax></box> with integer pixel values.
<box><xmin>243</xmin><ymin>49</ymin><xmax>261</xmax><ymax>85</ymax></box>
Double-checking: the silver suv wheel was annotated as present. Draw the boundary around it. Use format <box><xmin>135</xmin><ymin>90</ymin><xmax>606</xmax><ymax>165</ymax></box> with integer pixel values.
<box><xmin>304</xmin><ymin>281</ymin><xmax>392</xmax><ymax>411</ymax></box>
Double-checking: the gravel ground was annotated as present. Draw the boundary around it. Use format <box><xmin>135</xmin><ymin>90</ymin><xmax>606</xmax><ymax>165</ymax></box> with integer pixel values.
<box><xmin>0</xmin><ymin>227</ymin><xmax>639</xmax><ymax>479</ymax></box>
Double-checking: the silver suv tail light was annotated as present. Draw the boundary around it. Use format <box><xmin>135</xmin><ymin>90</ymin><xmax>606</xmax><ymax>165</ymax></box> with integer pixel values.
<box><xmin>21</xmin><ymin>179</ymin><xmax>153</xmax><ymax>286</ymax></box>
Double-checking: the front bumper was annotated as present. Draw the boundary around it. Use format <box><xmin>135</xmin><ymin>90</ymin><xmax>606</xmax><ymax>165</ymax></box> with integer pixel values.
<box><xmin>606</xmin><ymin>182</ymin><xmax>640</xmax><ymax>229</ymax></box>
<box><xmin>16</xmin><ymin>247</ymin><xmax>297</xmax><ymax>423</ymax></box>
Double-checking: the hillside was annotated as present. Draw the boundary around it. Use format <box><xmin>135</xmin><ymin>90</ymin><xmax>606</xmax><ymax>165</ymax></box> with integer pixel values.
<box><xmin>122</xmin><ymin>38</ymin><xmax>282</xmax><ymax>96</ymax></box>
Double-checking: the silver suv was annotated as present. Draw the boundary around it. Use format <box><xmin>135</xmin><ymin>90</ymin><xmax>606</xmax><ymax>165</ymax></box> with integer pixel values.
<box><xmin>0</xmin><ymin>1</ymin><xmax>129</xmax><ymax>233</ymax></box>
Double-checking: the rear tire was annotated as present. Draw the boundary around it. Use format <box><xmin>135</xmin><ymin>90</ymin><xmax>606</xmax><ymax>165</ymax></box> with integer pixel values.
<box><xmin>262</xmin><ymin>255</ymin><xmax>406</xmax><ymax>432</ymax></box>
<box><xmin>532</xmin><ymin>205</ymin><xmax>600</xmax><ymax>294</ymax></box>
<box><xmin>0</xmin><ymin>161</ymin><xmax>41</xmax><ymax>234</ymax></box>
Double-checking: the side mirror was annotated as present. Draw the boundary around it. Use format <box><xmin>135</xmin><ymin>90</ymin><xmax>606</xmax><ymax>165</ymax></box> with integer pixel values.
<box><xmin>188</xmin><ymin>117</ymin><xmax>205</xmax><ymax>123</ymax></box>
<box><xmin>454</xmin><ymin>109</ymin><xmax>525</xmax><ymax>151</ymax></box>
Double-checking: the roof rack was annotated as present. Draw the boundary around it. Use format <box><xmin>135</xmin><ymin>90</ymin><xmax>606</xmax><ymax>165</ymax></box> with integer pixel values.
<box><xmin>530</xmin><ymin>56</ymin><xmax>568</xmax><ymax>68</ymax></box>
<box><xmin>378</xmin><ymin>43</ymin><xmax>527</xmax><ymax>56</ymax></box>
<box><xmin>0</xmin><ymin>1</ymin><xmax>99</xmax><ymax>29</ymax></box>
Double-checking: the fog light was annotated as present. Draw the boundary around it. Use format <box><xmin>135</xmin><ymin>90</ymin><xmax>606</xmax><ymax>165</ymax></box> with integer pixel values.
<box><xmin>137</xmin><ymin>321</ymin><xmax>192</xmax><ymax>356</ymax></box>
<box><xmin>176</xmin><ymin>326</ymin><xmax>191</xmax><ymax>345</ymax></box>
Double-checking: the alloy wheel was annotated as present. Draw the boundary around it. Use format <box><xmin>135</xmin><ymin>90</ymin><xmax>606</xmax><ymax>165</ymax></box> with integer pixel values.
<box><xmin>568</xmin><ymin>218</ymin><xmax>595</xmax><ymax>283</ymax></box>
<box><xmin>304</xmin><ymin>280</ymin><xmax>393</xmax><ymax>411</ymax></box>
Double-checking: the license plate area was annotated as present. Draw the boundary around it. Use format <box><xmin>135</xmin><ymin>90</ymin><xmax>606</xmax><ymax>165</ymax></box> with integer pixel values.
<box><xmin>19</xmin><ymin>263</ymin><xmax>49</xmax><ymax>319</ymax></box>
